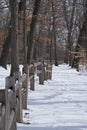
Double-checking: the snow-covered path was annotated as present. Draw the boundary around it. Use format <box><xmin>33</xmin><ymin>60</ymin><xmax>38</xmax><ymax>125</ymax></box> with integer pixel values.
<box><xmin>18</xmin><ymin>64</ymin><xmax>87</xmax><ymax>130</ymax></box>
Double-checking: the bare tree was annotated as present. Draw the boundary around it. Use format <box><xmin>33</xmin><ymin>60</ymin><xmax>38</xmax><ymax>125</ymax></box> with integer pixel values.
<box><xmin>62</xmin><ymin>0</ymin><xmax>77</xmax><ymax>65</ymax></box>
<box><xmin>51</xmin><ymin>0</ymin><xmax>58</xmax><ymax>66</ymax></box>
<box><xmin>77</xmin><ymin>0</ymin><xmax>87</xmax><ymax>50</ymax></box>
<box><xmin>10</xmin><ymin>0</ymin><xmax>19</xmax><ymax>76</ymax></box>
<box><xmin>0</xmin><ymin>0</ymin><xmax>10</xmax><ymax>68</ymax></box>
<box><xmin>23</xmin><ymin>0</ymin><xmax>27</xmax><ymax>64</ymax></box>
<box><xmin>27</xmin><ymin>0</ymin><xmax>41</xmax><ymax>65</ymax></box>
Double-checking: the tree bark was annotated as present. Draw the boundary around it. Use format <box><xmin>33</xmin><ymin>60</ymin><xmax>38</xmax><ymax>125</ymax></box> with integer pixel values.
<box><xmin>50</xmin><ymin>31</ymin><xmax>52</xmax><ymax>64</ymax></box>
<box><xmin>0</xmin><ymin>25</ymin><xmax>11</xmax><ymax>69</ymax></box>
<box><xmin>51</xmin><ymin>0</ymin><xmax>58</xmax><ymax>66</ymax></box>
<box><xmin>10</xmin><ymin>0</ymin><xmax>19</xmax><ymax>76</ymax></box>
<box><xmin>77</xmin><ymin>0</ymin><xmax>87</xmax><ymax>50</ymax></box>
<box><xmin>62</xmin><ymin>0</ymin><xmax>76</xmax><ymax>65</ymax></box>
<box><xmin>23</xmin><ymin>0</ymin><xmax>27</xmax><ymax>64</ymax></box>
<box><xmin>27</xmin><ymin>0</ymin><xmax>41</xmax><ymax>65</ymax></box>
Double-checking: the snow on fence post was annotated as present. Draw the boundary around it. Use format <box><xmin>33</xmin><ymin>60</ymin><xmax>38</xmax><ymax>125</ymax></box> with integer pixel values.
<box><xmin>5</xmin><ymin>76</ymin><xmax>17</xmax><ymax>130</ymax></box>
<box><xmin>22</xmin><ymin>64</ymin><xmax>29</xmax><ymax>109</ymax></box>
<box><xmin>44</xmin><ymin>63</ymin><xmax>52</xmax><ymax>80</ymax></box>
<box><xmin>0</xmin><ymin>89</ymin><xmax>5</xmax><ymax>130</ymax></box>
<box><xmin>14</xmin><ymin>71</ymin><xmax>23</xmax><ymax>123</ymax></box>
<box><xmin>29</xmin><ymin>64</ymin><xmax>35</xmax><ymax>91</ymax></box>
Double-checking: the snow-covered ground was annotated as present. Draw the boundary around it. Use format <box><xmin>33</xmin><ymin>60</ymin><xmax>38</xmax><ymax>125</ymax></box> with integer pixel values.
<box><xmin>17</xmin><ymin>64</ymin><xmax>87</xmax><ymax>130</ymax></box>
<box><xmin>0</xmin><ymin>64</ymin><xmax>87</xmax><ymax>130</ymax></box>
<box><xmin>0</xmin><ymin>65</ymin><xmax>10</xmax><ymax>89</ymax></box>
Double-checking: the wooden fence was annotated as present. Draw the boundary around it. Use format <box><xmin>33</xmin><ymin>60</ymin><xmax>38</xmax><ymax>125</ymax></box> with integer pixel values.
<box><xmin>0</xmin><ymin>62</ymin><xmax>52</xmax><ymax>130</ymax></box>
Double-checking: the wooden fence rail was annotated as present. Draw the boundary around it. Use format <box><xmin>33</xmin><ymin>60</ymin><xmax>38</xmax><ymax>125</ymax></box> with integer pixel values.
<box><xmin>0</xmin><ymin>62</ymin><xmax>52</xmax><ymax>130</ymax></box>
<box><xmin>0</xmin><ymin>89</ymin><xmax>5</xmax><ymax>130</ymax></box>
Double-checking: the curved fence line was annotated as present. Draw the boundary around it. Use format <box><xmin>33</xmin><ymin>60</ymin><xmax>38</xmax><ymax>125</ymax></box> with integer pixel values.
<box><xmin>0</xmin><ymin>62</ymin><xmax>52</xmax><ymax>130</ymax></box>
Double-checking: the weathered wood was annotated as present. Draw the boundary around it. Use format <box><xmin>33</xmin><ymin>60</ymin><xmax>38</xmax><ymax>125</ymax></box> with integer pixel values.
<box><xmin>21</xmin><ymin>74</ymin><xmax>26</xmax><ymax>82</ymax></box>
<box><xmin>44</xmin><ymin>64</ymin><xmax>48</xmax><ymax>80</ymax></box>
<box><xmin>22</xmin><ymin>64</ymin><xmax>29</xmax><ymax>109</ymax></box>
<box><xmin>0</xmin><ymin>102</ymin><xmax>2</xmax><ymax>115</ymax></box>
<box><xmin>34</xmin><ymin>62</ymin><xmax>41</xmax><ymax>76</ymax></box>
<box><xmin>0</xmin><ymin>90</ymin><xmax>5</xmax><ymax>130</ymax></box>
<box><xmin>0</xmin><ymin>62</ymin><xmax>53</xmax><ymax>130</ymax></box>
<box><xmin>47</xmin><ymin>64</ymin><xmax>52</xmax><ymax>80</ymax></box>
<box><xmin>44</xmin><ymin>64</ymin><xmax>52</xmax><ymax>80</ymax></box>
<box><xmin>29</xmin><ymin>64</ymin><xmax>35</xmax><ymax>91</ymax></box>
<box><xmin>5</xmin><ymin>76</ymin><xmax>17</xmax><ymax>130</ymax></box>
<box><xmin>37</xmin><ymin>63</ymin><xmax>44</xmax><ymax>85</ymax></box>
<box><xmin>0</xmin><ymin>107</ymin><xmax>5</xmax><ymax>130</ymax></box>
<box><xmin>0</xmin><ymin>89</ymin><xmax>5</xmax><ymax>104</ymax></box>
<box><xmin>14</xmin><ymin>71</ymin><xmax>23</xmax><ymax>123</ymax></box>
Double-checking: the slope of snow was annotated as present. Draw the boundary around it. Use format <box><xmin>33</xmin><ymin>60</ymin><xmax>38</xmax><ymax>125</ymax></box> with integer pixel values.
<box><xmin>17</xmin><ymin>64</ymin><xmax>87</xmax><ymax>130</ymax></box>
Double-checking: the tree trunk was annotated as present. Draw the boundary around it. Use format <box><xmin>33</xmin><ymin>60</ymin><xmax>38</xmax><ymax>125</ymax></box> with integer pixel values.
<box><xmin>50</xmin><ymin>31</ymin><xmax>52</xmax><ymax>64</ymax></box>
<box><xmin>75</xmin><ymin>0</ymin><xmax>87</xmax><ymax>71</ymax></box>
<box><xmin>27</xmin><ymin>0</ymin><xmax>41</xmax><ymax>65</ymax></box>
<box><xmin>77</xmin><ymin>0</ymin><xmax>87</xmax><ymax>50</ymax></box>
<box><xmin>10</xmin><ymin>0</ymin><xmax>19</xmax><ymax>76</ymax></box>
<box><xmin>23</xmin><ymin>0</ymin><xmax>27</xmax><ymax>64</ymax></box>
<box><xmin>51</xmin><ymin>0</ymin><xmax>58</xmax><ymax>66</ymax></box>
<box><xmin>63</xmin><ymin>0</ymin><xmax>76</xmax><ymax>66</ymax></box>
<box><xmin>0</xmin><ymin>25</ymin><xmax>11</xmax><ymax>69</ymax></box>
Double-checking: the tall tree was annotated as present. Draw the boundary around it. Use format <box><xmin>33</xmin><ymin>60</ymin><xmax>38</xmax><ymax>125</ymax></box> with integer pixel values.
<box><xmin>0</xmin><ymin>1</ymin><xmax>10</xmax><ymax>69</ymax></box>
<box><xmin>62</xmin><ymin>0</ymin><xmax>77</xmax><ymax>65</ymax></box>
<box><xmin>27</xmin><ymin>0</ymin><xmax>41</xmax><ymax>64</ymax></box>
<box><xmin>77</xmin><ymin>0</ymin><xmax>87</xmax><ymax>50</ymax></box>
<box><xmin>0</xmin><ymin>26</ymin><xmax>11</xmax><ymax>69</ymax></box>
<box><xmin>10</xmin><ymin>0</ymin><xmax>19</xmax><ymax>76</ymax></box>
<box><xmin>23</xmin><ymin>0</ymin><xmax>27</xmax><ymax>64</ymax></box>
<box><xmin>51</xmin><ymin>0</ymin><xmax>58</xmax><ymax>66</ymax></box>
<box><xmin>74</xmin><ymin>0</ymin><xmax>87</xmax><ymax>70</ymax></box>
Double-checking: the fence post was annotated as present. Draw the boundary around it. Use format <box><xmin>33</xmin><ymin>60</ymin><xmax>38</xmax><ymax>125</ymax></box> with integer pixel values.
<box><xmin>29</xmin><ymin>64</ymin><xmax>35</xmax><ymax>91</ymax></box>
<box><xmin>22</xmin><ymin>64</ymin><xmax>29</xmax><ymax>109</ymax></box>
<box><xmin>48</xmin><ymin>64</ymin><xmax>52</xmax><ymax>80</ymax></box>
<box><xmin>5</xmin><ymin>76</ymin><xmax>17</xmax><ymax>130</ymax></box>
<box><xmin>44</xmin><ymin>63</ymin><xmax>48</xmax><ymax>80</ymax></box>
<box><xmin>0</xmin><ymin>102</ymin><xmax>3</xmax><ymax>130</ymax></box>
<box><xmin>44</xmin><ymin>64</ymin><xmax>52</xmax><ymax>80</ymax></box>
<box><xmin>37</xmin><ymin>62</ymin><xmax>44</xmax><ymax>85</ymax></box>
<box><xmin>0</xmin><ymin>90</ymin><xmax>5</xmax><ymax>130</ymax></box>
<box><xmin>14</xmin><ymin>71</ymin><xmax>23</xmax><ymax>123</ymax></box>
